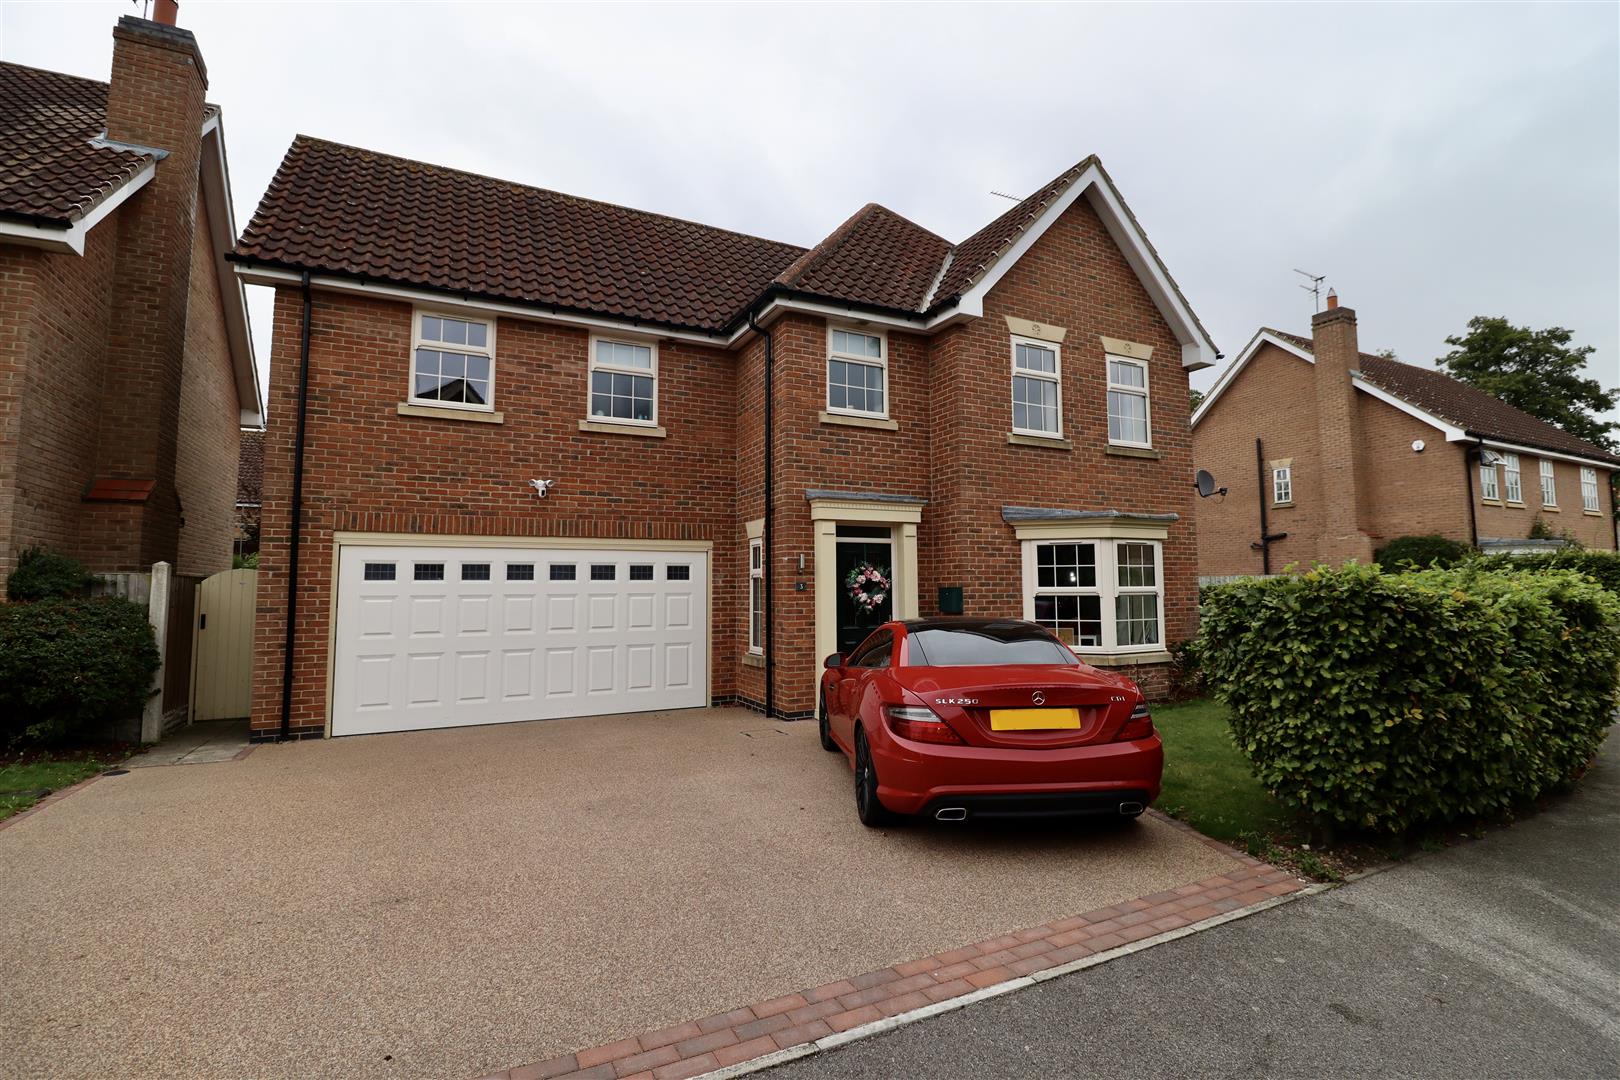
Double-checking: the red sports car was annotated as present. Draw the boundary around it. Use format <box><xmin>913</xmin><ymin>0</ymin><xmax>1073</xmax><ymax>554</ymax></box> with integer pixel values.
<box><xmin>818</xmin><ymin>617</ymin><xmax>1163</xmax><ymax>826</ymax></box>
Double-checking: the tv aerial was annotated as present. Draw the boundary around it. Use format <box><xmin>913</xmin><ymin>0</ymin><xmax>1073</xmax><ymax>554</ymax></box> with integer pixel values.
<box><xmin>1295</xmin><ymin>269</ymin><xmax>1327</xmax><ymax>312</ymax></box>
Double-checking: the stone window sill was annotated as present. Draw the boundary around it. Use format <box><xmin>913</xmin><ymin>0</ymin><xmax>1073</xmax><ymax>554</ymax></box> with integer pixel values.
<box><xmin>820</xmin><ymin>411</ymin><xmax>899</xmax><ymax>432</ymax></box>
<box><xmin>1505</xmin><ymin>501</ymin><xmax>1526</xmax><ymax>508</ymax></box>
<box><xmin>1584</xmin><ymin>510</ymin><xmax>1603</xmax><ymax>517</ymax></box>
<box><xmin>579</xmin><ymin>419</ymin><xmax>666</xmax><ymax>439</ymax></box>
<box><xmin>1272</xmin><ymin>501</ymin><xmax>1293</xmax><ymax>509</ymax></box>
<box><xmin>1007</xmin><ymin>432</ymin><xmax>1073</xmax><ymax>450</ymax></box>
<box><xmin>1106</xmin><ymin>444</ymin><xmax>1162</xmax><ymax>460</ymax></box>
<box><xmin>1080</xmin><ymin>650</ymin><xmax>1173</xmax><ymax>667</ymax></box>
<box><xmin>1481</xmin><ymin>498</ymin><xmax>1503</xmax><ymax>506</ymax></box>
<box><xmin>742</xmin><ymin>652</ymin><xmax>765</xmax><ymax>668</ymax></box>
<box><xmin>397</xmin><ymin>402</ymin><xmax>504</xmax><ymax>424</ymax></box>
<box><xmin>1541</xmin><ymin>505</ymin><xmax>1561</xmax><ymax>513</ymax></box>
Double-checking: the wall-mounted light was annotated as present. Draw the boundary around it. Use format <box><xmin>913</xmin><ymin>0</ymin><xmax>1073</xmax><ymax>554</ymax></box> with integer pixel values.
<box><xmin>798</xmin><ymin>553</ymin><xmax>806</xmax><ymax>572</ymax></box>
<box><xmin>1412</xmin><ymin>439</ymin><xmax>1426</xmax><ymax>453</ymax></box>
<box><xmin>529</xmin><ymin>478</ymin><xmax>556</xmax><ymax>498</ymax></box>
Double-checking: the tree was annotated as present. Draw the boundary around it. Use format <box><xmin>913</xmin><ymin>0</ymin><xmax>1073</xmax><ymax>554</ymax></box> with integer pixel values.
<box><xmin>1188</xmin><ymin>387</ymin><xmax>1205</xmax><ymax>413</ymax></box>
<box><xmin>1439</xmin><ymin>317</ymin><xmax>1617</xmax><ymax>450</ymax></box>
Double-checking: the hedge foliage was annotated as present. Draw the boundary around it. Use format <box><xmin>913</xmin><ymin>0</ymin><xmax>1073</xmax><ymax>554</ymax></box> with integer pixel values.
<box><xmin>1472</xmin><ymin>548</ymin><xmax>1620</xmax><ymax>597</ymax></box>
<box><xmin>6</xmin><ymin>546</ymin><xmax>96</xmax><ymax>601</ymax></box>
<box><xmin>1197</xmin><ymin>563</ymin><xmax>1620</xmax><ymax>834</ymax></box>
<box><xmin>1373</xmin><ymin>534</ymin><xmax>1474</xmax><ymax>571</ymax></box>
<box><xmin>0</xmin><ymin>597</ymin><xmax>159</xmax><ymax>743</ymax></box>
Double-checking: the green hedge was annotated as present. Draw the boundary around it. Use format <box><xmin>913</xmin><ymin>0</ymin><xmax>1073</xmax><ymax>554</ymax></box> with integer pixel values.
<box><xmin>1374</xmin><ymin>534</ymin><xmax>1474</xmax><ymax>571</ymax></box>
<box><xmin>1197</xmin><ymin>563</ymin><xmax>1619</xmax><ymax>834</ymax></box>
<box><xmin>1472</xmin><ymin>548</ymin><xmax>1620</xmax><ymax>597</ymax></box>
<box><xmin>6</xmin><ymin>546</ymin><xmax>95</xmax><ymax>601</ymax></box>
<box><xmin>0</xmin><ymin>597</ymin><xmax>159</xmax><ymax>743</ymax></box>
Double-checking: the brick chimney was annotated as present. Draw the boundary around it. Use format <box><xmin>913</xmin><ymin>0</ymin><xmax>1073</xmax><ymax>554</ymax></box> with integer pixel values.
<box><xmin>1311</xmin><ymin>291</ymin><xmax>1375</xmax><ymax>563</ymax></box>
<box><xmin>88</xmin><ymin>13</ymin><xmax>209</xmax><ymax>570</ymax></box>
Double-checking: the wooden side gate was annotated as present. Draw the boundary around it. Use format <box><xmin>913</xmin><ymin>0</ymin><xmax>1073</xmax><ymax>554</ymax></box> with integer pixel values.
<box><xmin>190</xmin><ymin>568</ymin><xmax>258</xmax><ymax>722</ymax></box>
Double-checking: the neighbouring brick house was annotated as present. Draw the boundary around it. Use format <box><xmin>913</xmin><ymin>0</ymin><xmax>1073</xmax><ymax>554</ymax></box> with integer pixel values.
<box><xmin>0</xmin><ymin>11</ymin><xmax>262</xmax><ymax>582</ymax></box>
<box><xmin>232</xmin><ymin>140</ymin><xmax>1219</xmax><ymax>740</ymax></box>
<box><xmin>234</xmin><ymin>427</ymin><xmax>264</xmax><ymax>560</ymax></box>
<box><xmin>1192</xmin><ymin>295</ymin><xmax>1619</xmax><ymax>577</ymax></box>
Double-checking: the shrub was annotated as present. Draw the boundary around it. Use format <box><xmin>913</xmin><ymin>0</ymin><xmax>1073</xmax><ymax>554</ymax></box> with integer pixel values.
<box><xmin>1373</xmin><ymin>534</ymin><xmax>1473</xmax><ymax>571</ymax></box>
<box><xmin>1473</xmin><ymin>548</ymin><xmax>1620</xmax><ymax>597</ymax></box>
<box><xmin>0</xmin><ymin>597</ymin><xmax>159</xmax><ymax>743</ymax></box>
<box><xmin>1197</xmin><ymin>563</ymin><xmax>1620</xmax><ymax>834</ymax></box>
<box><xmin>6</xmin><ymin>546</ymin><xmax>96</xmax><ymax>601</ymax></box>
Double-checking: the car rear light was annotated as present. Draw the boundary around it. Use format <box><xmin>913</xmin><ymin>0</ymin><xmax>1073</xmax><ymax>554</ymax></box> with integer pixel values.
<box><xmin>883</xmin><ymin>704</ymin><xmax>965</xmax><ymax>745</ymax></box>
<box><xmin>1117</xmin><ymin>701</ymin><xmax>1154</xmax><ymax>741</ymax></box>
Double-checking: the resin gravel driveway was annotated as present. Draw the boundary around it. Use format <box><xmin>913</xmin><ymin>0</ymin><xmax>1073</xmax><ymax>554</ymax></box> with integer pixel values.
<box><xmin>0</xmin><ymin>708</ymin><xmax>1238</xmax><ymax>1080</ymax></box>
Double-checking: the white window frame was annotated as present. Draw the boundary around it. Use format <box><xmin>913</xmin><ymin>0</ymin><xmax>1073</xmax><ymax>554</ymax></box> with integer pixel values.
<box><xmin>1480</xmin><ymin>460</ymin><xmax>1500</xmax><ymax>502</ymax></box>
<box><xmin>1581</xmin><ymin>467</ymin><xmax>1600</xmax><ymax>512</ymax></box>
<box><xmin>1503</xmin><ymin>453</ymin><xmax>1522</xmax><ymax>504</ymax></box>
<box><xmin>1020</xmin><ymin>537</ymin><xmax>1165</xmax><ymax>655</ymax></box>
<box><xmin>748</xmin><ymin>536</ymin><xmax>764</xmax><ymax>655</ymax></box>
<box><xmin>1105</xmin><ymin>354</ymin><xmax>1152</xmax><ymax>448</ymax></box>
<box><xmin>1540</xmin><ymin>458</ymin><xmax>1557</xmax><ymax>507</ymax></box>
<box><xmin>1010</xmin><ymin>334</ymin><xmax>1063</xmax><ymax>439</ymax></box>
<box><xmin>409</xmin><ymin>309</ymin><xmax>496</xmax><ymax>412</ymax></box>
<box><xmin>587</xmin><ymin>334</ymin><xmax>660</xmax><ymax>427</ymax></box>
<box><xmin>825</xmin><ymin>325</ymin><xmax>889</xmax><ymax>420</ymax></box>
<box><xmin>1272</xmin><ymin>465</ymin><xmax>1293</xmax><ymax>506</ymax></box>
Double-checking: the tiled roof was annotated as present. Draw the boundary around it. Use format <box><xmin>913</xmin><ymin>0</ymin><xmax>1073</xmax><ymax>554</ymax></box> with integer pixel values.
<box><xmin>236</xmin><ymin>429</ymin><xmax>264</xmax><ymax>505</ymax></box>
<box><xmin>930</xmin><ymin>158</ymin><xmax>1098</xmax><ymax>306</ymax></box>
<box><xmin>235</xmin><ymin>137</ymin><xmax>808</xmax><ymax>334</ymax></box>
<box><xmin>1266</xmin><ymin>328</ymin><xmax>1620</xmax><ymax>466</ymax></box>
<box><xmin>0</xmin><ymin>62</ymin><xmax>151</xmax><ymax>226</ymax></box>
<box><xmin>774</xmin><ymin>203</ymin><xmax>951</xmax><ymax>313</ymax></box>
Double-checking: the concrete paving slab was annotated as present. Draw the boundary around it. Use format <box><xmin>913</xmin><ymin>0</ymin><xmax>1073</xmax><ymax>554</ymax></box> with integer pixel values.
<box><xmin>0</xmin><ymin>708</ymin><xmax>1240</xmax><ymax>1080</ymax></box>
<box><xmin>123</xmin><ymin>720</ymin><xmax>251</xmax><ymax>767</ymax></box>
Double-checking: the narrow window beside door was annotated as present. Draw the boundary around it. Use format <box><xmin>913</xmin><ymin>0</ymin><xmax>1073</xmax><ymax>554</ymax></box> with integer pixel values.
<box><xmin>748</xmin><ymin>537</ymin><xmax>764</xmax><ymax>655</ymax></box>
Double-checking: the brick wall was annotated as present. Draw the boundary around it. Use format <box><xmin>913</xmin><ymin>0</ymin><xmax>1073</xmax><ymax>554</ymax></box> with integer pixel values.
<box><xmin>1475</xmin><ymin>454</ymin><xmax>1616</xmax><ymax>549</ymax></box>
<box><xmin>0</xmin><ymin>224</ymin><xmax>120</xmax><ymax>579</ymax></box>
<box><xmin>174</xmin><ymin>196</ymin><xmax>241</xmax><ymax>575</ymax></box>
<box><xmin>1356</xmin><ymin>393</ymin><xmax>1471</xmax><ymax>546</ymax></box>
<box><xmin>249</xmin><ymin>289</ymin><xmax>744</xmax><ymax>737</ymax></box>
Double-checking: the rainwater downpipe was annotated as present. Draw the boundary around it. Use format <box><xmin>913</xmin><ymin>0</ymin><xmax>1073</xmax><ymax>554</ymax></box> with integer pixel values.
<box><xmin>1464</xmin><ymin>438</ymin><xmax>1481</xmax><ymax>549</ymax></box>
<box><xmin>746</xmin><ymin>307</ymin><xmax>776</xmax><ymax>719</ymax></box>
<box><xmin>278</xmin><ymin>271</ymin><xmax>314</xmax><ymax>741</ymax></box>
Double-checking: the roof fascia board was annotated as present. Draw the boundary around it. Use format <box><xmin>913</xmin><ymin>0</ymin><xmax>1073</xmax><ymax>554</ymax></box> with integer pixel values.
<box><xmin>1473</xmin><ymin>436</ymin><xmax>1620</xmax><ymax>472</ymax></box>
<box><xmin>201</xmin><ymin>117</ymin><xmax>263</xmax><ymax>426</ymax></box>
<box><xmin>951</xmin><ymin>163</ymin><xmax>1219</xmax><ymax>369</ymax></box>
<box><xmin>726</xmin><ymin>294</ymin><xmax>972</xmax><ymax>346</ymax></box>
<box><xmin>1350</xmin><ymin>375</ymin><xmax>1468</xmax><ymax>441</ymax></box>
<box><xmin>1189</xmin><ymin>330</ymin><xmax>1314</xmax><ymax>428</ymax></box>
<box><xmin>0</xmin><ymin>158</ymin><xmax>155</xmax><ymax>255</ymax></box>
<box><xmin>234</xmin><ymin>264</ymin><xmax>732</xmax><ymax>347</ymax></box>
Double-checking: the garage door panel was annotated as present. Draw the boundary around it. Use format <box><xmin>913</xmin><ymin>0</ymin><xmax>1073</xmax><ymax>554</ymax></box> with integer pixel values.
<box><xmin>334</xmin><ymin>545</ymin><xmax>708</xmax><ymax>736</ymax></box>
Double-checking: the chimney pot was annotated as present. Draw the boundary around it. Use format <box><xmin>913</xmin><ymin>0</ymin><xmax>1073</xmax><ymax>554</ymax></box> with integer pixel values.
<box><xmin>1326</xmin><ymin>289</ymin><xmax>1339</xmax><ymax>310</ymax></box>
<box><xmin>154</xmin><ymin>0</ymin><xmax>178</xmax><ymax>26</ymax></box>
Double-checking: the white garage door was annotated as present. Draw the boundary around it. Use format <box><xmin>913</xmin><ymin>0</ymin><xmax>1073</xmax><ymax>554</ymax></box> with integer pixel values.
<box><xmin>331</xmin><ymin>544</ymin><xmax>708</xmax><ymax>736</ymax></box>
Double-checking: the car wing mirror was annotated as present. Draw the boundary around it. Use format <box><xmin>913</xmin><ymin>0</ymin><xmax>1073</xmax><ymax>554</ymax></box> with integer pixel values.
<box><xmin>823</xmin><ymin>653</ymin><xmax>845</xmax><ymax>670</ymax></box>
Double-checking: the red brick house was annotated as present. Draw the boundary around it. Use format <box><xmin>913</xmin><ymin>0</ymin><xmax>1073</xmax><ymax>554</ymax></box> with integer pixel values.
<box><xmin>1192</xmin><ymin>296</ymin><xmax>1618</xmax><ymax>577</ymax></box>
<box><xmin>232</xmin><ymin>140</ymin><xmax>1219</xmax><ymax>739</ymax></box>
<box><xmin>0</xmin><ymin>12</ymin><xmax>262</xmax><ymax>582</ymax></box>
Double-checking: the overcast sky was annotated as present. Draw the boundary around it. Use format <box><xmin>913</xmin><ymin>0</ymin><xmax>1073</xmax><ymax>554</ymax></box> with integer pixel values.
<box><xmin>4</xmin><ymin>1</ymin><xmax>1616</xmax><ymax>425</ymax></box>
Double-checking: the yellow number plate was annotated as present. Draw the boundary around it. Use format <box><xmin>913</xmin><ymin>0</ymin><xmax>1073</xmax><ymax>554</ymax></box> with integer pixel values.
<box><xmin>990</xmin><ymin>708</ymin><xmax>1081</xmax><ymax>731</ymax></box>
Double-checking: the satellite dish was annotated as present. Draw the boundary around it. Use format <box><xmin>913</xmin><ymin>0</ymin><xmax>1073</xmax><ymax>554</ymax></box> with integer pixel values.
<box><xmin>1194</xmin><ymin>470</ymin><xmax>1227</xmax><ymax>498</ymax></box>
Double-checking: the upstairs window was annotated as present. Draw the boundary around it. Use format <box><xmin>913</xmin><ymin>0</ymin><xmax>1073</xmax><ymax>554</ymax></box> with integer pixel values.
<box><xmin>827</xmin><ymin>328</ymin><xmax>886</xmax><ymax>418</ymax></box>
<box><xmin>1011</xmin><ymin>337</ymin><xmax>1061</xmax><ymax>437</ymax></box>
<box><xmin>1582</xmin><ymin>467</ymin><xmax>1600</xmax><ymax>512</ymax></box>
<box><xmin>589</xmin><ymin>337</ymin><xmax>658</xmax><ymax>425</ymax></box>
<box><xmin>1540</xmin><ymin>459</ymin><xmax>1557</xmax><ymax>507</ymax></box>
<box><xmin>1272</xmin><ymin>465</ymin><xmax>1292</xmax><ymax>506</ymax></box>
<box><xmin>1106</xmin><ymin>356</ymin><xmax>1151</xmax><ymax>447</ymax></box>
<box><xmin>412</xmin><ymin>312</ymin><xmax>494</xmax><ymax>410</ymax></box>
<box><xmin>1480</xmin><ymin>459</ymin><xmax>1500</xmax><ymax>502</ymax></box>
<box><xmin>1503</xmin><ymin>453</ymin><xmax>1522</xmax><ymax>503</ymax></box>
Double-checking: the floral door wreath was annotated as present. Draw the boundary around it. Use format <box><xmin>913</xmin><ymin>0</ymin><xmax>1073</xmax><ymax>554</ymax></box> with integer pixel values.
<box><xmin>845</xmin><ymin>563</ymin><xmax>891</xmax><ymax>614</ymax></box>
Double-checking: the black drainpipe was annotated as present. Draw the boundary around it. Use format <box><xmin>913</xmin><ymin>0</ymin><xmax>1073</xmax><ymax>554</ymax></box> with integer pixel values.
<box><xmin>1464</xmin><ymin>438</ymin><xmax>1481</xmax><ymax>549</ymax></box>
<box><xmin>746</xmin><ymin>308</ymin><xmax>775</xmax><ymax>719</ymax></box>
<box><xmin>278</xmin><ymin>271</ymin><xmax>314</xmax><ymax>741</ymax></box>
<box><xmin>1249</xmin><ymin>438</ymin><xmax>1288</xmax><ymax>574</ymax></box>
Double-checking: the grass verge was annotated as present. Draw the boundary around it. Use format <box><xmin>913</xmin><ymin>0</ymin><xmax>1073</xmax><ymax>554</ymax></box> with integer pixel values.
<box><xmin>0</xmin><ymin>751</ymin><xmax>127</xmax><ymax>821</ymax></box>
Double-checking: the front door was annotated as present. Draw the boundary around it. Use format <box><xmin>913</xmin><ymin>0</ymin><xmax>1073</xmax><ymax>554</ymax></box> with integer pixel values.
<box><xmin>835</xmin><ymin>528</ymin><xmax>894</xmax><ymax>654</ymax></box>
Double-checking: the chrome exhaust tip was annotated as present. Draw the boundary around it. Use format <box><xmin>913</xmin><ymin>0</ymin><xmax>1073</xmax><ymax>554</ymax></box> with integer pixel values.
<box><xmin>1118</xmin><ymin>802</ymin><xmax>1144</xmax><ymax>817</ymax></box>
<box><xmin>935</xmin><ymin>807</ymin><xmax>968</xmax><ymax>822</ymax></box>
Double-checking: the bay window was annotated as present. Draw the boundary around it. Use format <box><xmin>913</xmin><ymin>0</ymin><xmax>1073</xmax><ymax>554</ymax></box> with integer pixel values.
<box><xmin>1024</xmin><ymin>538</ymin><xmax>1163</xmax><ymax>653</ymax></box>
